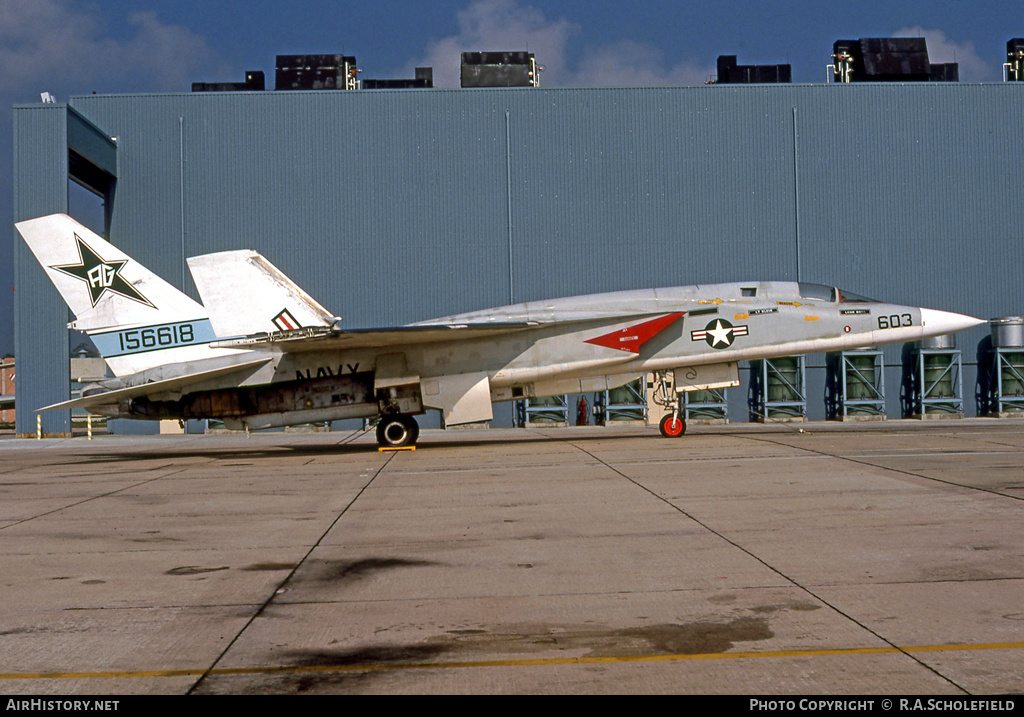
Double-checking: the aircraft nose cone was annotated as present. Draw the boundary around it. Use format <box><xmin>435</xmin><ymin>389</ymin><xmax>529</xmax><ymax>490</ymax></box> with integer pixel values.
<box><xmin>919</xmin><ymin>308</ymin><xmax>986</xmax><ymax>336</ymax></box>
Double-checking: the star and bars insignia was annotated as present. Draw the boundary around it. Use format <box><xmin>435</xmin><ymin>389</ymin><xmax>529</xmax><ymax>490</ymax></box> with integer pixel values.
<box><xmin>49</xmin><ymin>234</ymin><xmax>154</xmax><ymax>308</ymax></box>
<box><xmin>691</xmin><ymin>318</ymin><xmax>749</xmax><ymax>349</ymax></box>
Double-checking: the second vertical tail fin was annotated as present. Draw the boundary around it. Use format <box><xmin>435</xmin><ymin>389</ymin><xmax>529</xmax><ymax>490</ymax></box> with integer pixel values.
<box><xmin>187</xmin><ymin>250</ymin><xmax>335</xmax><ymax>337</ymax></box>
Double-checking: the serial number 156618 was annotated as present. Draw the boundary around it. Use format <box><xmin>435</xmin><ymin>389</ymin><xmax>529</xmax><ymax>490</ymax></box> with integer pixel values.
<box><xmin>117</xmin><ymin>323</ymin><xmax>196</xmax><ymax>352</ymax></box>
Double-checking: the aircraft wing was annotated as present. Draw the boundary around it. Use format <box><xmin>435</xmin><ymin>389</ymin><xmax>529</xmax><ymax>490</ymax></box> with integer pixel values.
<box><xmin>39</xmin><ymin>358</ymin><xmax>272</xmax><ymax>411</ymax></box>
<box><xmin>209</xmin><ymin>322</ymin><xmax>544</xmax><ymax>352</ymax></box>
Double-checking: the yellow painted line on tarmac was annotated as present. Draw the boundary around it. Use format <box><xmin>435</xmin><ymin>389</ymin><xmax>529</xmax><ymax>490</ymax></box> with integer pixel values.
<box><xmin>3</xmin><ymin>641</ymin><xmax>1023</xmax><ymax>682</ymax></box>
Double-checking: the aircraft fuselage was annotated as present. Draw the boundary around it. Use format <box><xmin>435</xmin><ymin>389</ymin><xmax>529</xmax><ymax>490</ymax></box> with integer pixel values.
<box><xmin>85</xmin><ymin>281</ymin><xmax>977</xmax><ymax>433</ymax></box>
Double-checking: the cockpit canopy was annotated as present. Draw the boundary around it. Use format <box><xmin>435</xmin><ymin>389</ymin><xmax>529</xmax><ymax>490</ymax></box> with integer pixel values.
<box><xmin>797</xmin><ymin>282</ymin><xmax>875</xmax><ymax>303</ymax></box>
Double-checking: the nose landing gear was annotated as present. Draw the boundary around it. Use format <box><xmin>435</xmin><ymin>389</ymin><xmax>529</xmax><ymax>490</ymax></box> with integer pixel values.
<box><xmin>652</xmin><ymin>371</ymin><xmax>686</xmax><ymax>438</ymax></box>
<box><xmin>658</xmin><ymin>413</ymin><xmax>686</xmax><ymax>437</ymax></box>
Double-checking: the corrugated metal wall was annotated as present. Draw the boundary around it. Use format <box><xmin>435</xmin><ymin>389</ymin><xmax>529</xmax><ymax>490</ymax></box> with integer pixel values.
<box><xmin>15</xmin><ymin>83</ymin><xmax>1024</xmax><ymax>430</ymax></box>
<box><xmin>12</xmin><ymin>105</ymin><xmax>71</xmax><ymax>436</ymax></box>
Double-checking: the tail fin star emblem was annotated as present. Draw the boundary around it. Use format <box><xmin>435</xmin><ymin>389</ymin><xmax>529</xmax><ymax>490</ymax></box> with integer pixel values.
<box><xmin>49</xmin><ymin>235</ymin><xmax>154</xmax><ymax>308</ymax></box>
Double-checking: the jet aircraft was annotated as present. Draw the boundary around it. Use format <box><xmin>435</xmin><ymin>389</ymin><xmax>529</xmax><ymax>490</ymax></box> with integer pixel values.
<box><xmin>16</xmin><ymin>214</ymin><xmax>984</xmax><ymax>447</ymax></box>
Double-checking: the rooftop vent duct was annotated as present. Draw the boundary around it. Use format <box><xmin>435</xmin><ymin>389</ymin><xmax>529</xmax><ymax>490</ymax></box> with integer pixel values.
<box><xmin>832</xmin><ymin>38</ymin><xmax>958</xmax><ymax>82</ymax></box>
<box><xmin>461</xmin><ymin>51</ymin><xmax>539</xmax><ymax>88</ymax></box>
<box><xmin>1007</xmin><ymin>39</ymin><xmax>1024</xmax><ymax>81</ymax></box>
<box><xmin>276</xmin><ymin>55</ymin><xmax>359</xmax><ymax>90</ymax></box>
<box><xmin>364</xmin><ymin>67</ymin><xmax>434</xmax><ymax>90</ymax></box>
<box><xmin>714</xmin><ymin>55</ymin><xmax>791</xmax><ymax>84</ymax></box>
<box><xmin>192</xmin><ymin>71</ymin><xmax>265</xmax><ymax>92</ymax></box>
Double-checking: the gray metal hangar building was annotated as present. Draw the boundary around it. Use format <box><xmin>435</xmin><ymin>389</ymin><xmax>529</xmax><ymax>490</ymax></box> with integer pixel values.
<box><xmin>11</xmin><ymin>54</ymin><xmax>1024</xmax><ymax>437</ymax></box>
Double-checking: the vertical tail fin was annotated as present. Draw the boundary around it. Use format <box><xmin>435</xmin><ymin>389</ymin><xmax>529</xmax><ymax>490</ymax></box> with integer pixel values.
<box><xmin>16</xmin><ymin>214</ymin><xmax>215</xmax><ymax>376</ymax></box>
<box><xmin>187</xmin><ymin>250</ymin><xmax>335</xmax><ymax>337</ymax></box>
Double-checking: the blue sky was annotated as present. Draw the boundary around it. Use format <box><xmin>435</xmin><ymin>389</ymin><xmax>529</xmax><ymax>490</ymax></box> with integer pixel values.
<box><xmin>1</xmin><ymin>0</ymin><xmax>1019</xmax><ymax>355</ymax></box>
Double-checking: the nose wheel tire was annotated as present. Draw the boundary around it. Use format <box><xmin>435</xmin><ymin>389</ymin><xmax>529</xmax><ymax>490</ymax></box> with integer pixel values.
<box><xmin>376</xmin><ymin>414</ymin><xmax>420</xmax><ymax>447</ymax></box>
<box><xmin>659</xmin><ymin>414</ymin><xmax>686</xmax><ymax>438</ymax></box>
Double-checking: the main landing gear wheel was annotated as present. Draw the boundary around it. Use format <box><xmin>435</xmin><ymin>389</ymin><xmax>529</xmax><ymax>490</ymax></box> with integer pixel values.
<box><xmin>376</xmin><ymin>414</ymin><xmax>420</xmax><ymax>448</ymax></box>
<box><xmin>659</xmin><ymin>414</ymin><xmax>686</xmax><ymax>438</ymax></box>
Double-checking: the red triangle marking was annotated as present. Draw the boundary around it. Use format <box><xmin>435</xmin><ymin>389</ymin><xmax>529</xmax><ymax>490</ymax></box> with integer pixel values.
<box><xmin>584</xmin><ymin>312</ymin><xmax>685</xmax><ymax>354</ymax></box>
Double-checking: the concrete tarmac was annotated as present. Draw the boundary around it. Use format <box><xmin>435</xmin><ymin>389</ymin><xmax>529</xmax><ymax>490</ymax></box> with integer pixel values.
<box><xmin>1</xmin><ymin>419</ymin><xmax>1022</xmax><ymax>695</ymax></box>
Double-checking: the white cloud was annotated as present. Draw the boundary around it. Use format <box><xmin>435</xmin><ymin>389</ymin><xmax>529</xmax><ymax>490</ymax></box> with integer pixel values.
<box><xmin>406</xmin><ymin>0</ymin><xmax>712</xmax><ymax>89</ymax></box>
<box><xmin>893</xmin><ymin>26</ymin><xmax>993</xmax><ymax>82</ymax></box>
<box><xmin>0</xmin><ymin>0</ymin><xmax>225</xmax><ymax>100</ymax></box>
<box><xmin>408</xmin><ymin>0</ymin><xmax>578</xmax><ymax>88</ymax></box>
